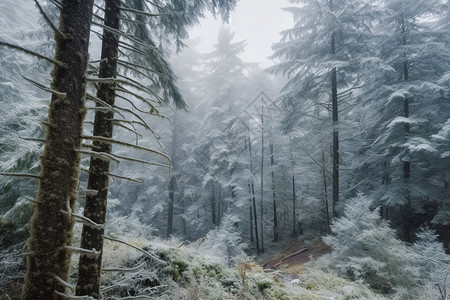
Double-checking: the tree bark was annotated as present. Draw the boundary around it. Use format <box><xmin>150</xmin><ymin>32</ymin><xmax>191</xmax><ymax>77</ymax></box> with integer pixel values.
<box><xmin>22</xmin><ymin>1</ymin><xmax>94</xmax><ymax>299</ymax></box>
<box><xmin>331</xmin><ymin>17</ymin><xmax>339</xmax><ymax>218</ymax></box>
<box><xmin>75</xmin><ymin>1</ymin><xmax>120</xmax><ymax>298</ymax></box>
<box><xmin>248</xmin><ymin>131</ymin><xmax>259</xmax><ymax>254</ymax></box>
<box><xmin>260</xmin><ymin>106</ymin><xmax>265</xmax><ymax>252</ymax></box>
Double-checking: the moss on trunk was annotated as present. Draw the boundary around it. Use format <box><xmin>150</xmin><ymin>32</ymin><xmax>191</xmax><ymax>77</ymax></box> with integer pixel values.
<box><xmin>22</xmin><ymin>1</ymin><xmax>94</xmax><ymax>299</ymax></box>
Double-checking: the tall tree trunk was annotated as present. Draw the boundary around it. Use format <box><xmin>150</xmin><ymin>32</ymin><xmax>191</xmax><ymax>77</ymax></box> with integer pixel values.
<box><xmin>289</xmin><ymin>136</ymin><xmax>297</xmax><ymax>235</ymax></box>
<box><xmin>331</xmin><ymin>14</ymin><xmax>339</xmax><ymax>218</ymax></box>
<box><xmin>401</xmin><ymin>13</ymin><xmax>412</xmax><ymax>242</ymax></box>
<box><xmin>248</xmin><ymin>131</ymin><xmax>259</xmax><ymax>254</ymax></box>
<box><xmin>270</xmin><ymin>143</ymin><xmax>278</xmax><ymax>242</ymax></box>
<box><xmin>211</xmin><ymin>184</ymin><xmax>216</xmax><ymax>226</ymax></box>
<box><xmin>167</xmin><ymin>114</ymin><xmax>178</xmax><ymax>237</ymax></box>
<box><xmin>322</xmin><ymin>150</ymin><xmax>331</xmax><ymax>234</ymax></box>
<box><xmin>249</xmin><ymin>205</ymin><xmax>254</xmax><ymax>243</ymax></box>
<box><xmin>260</xmin><ymin>106</ymin><xmax>265</xmax><ymax>252</ymax></box>
<box><xmin>75</xmin><ymin>1</ymin><xmax>120</xmax><ymax>298</ymax></box>
<box><xmin>22</xmin><ymin>1</ymin><xmax>94</xmax><ymax>299</ymax></box>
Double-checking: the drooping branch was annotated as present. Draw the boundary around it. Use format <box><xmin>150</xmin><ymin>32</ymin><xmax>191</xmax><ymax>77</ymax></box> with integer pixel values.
<box><xmin>80</xmin><ymin>135</ymin><xmax>170</xmax><ymax>162</ymax></box>
<box><xmin>33</xmin><ymin>0</ymin><xmax>66</xmax><ymax>39</ymax></box>
<box><xmin>108</xmin><ymin>173</ymin><xmax>142</xmax><ymax>183</ymax></box>
<box><xmin>0</xmin><ymin>41</ymin><xmax>67</xmax><ymax>68</ymax></box>
<box><xmin>104</xmin><ymin>236</ymin><xmax>167</xmax><ymax>265</ymax></box>
<box><xmin>21</xmin><ymin>75</ymin><xmax>67</xmax><ymax>97</ymax></box>
<box><xmin>119</xmin><ymin>5</ymin><xmax>171</xmax><ymax>17</ymax></box>
<box><xmin>0</xmin><ymin>172</ymin><xmax>42</xmax><ymax>180</ymax></box>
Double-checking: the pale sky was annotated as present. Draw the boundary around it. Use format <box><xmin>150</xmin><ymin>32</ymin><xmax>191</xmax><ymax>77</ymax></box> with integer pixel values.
<box><xmin>188</xmin><ymin>0</ymin><xmax>294</xmax><ymax>67</ymax></box>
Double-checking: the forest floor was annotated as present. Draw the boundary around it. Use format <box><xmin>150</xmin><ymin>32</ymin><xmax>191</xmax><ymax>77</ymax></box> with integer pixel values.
<box><xmin>258</xmin><ymin>238</ymin><xmax>332</xmax><ymax>275</ymax></box>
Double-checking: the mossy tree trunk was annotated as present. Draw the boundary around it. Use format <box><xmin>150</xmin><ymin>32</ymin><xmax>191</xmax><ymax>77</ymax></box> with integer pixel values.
<box><xmin>75</xmin><ymin>0</ymin><xmax>120</xmax><ymax>298</ymax></box>
<box><xmin>22</xmin><ymin>1</ymin><xmax>94</xmax><ymax>299</ymax></box>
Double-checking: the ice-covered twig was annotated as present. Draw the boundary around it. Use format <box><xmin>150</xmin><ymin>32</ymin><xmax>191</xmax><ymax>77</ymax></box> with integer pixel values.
<box><xmin>80</xmin><ymin>136</ymin><xmax>170</xmax><ymax>162</ymax></box>
<box><xmin>0</xmin><ymin>172</ymin><xmax>41</xmax><ymax>180</ymax></box>
<box><xmin>54</xmin><ymin>291</ymin><xmax>94</xmax><ymax>300</ymax></box>
<box><xmin>102</xmin><ymin>263</ymin><xmax>146</xmax><ymax>272</ymax></box>
<box><xmin>33</xmin><ymin>0</ymin><xmax>66</xmax><ymax>39</ymax></box>
<box><xmin>54</xmin><ymin>275</ymin><xmax>75</xmax><ymax>291</ymax></box>
<box><xmin>65</xmin><ymin>246</ymin><xmax>101</xmax><ymax>257</ymax></box>
<box><xmin>0</xmin><ymin>41</ymin><xmax>67</xmax><ymax>68</ymax></box>
<box><xmin>75</xmin><ymin>149</ymin><xmax>121</xmax><ymax>164</ymax></box>
<box><xmin>104</xmin><ymin>236</ymin><xmax>167</xmax><ymax>265</ymax></box>
<box><xmin>21</xmin><ymin>76</ymin><xmax>67</xmax><ymax>97</ymax></box>
<box><xmin>108</xmin><ymin>173</ymin><xmax>142</xmax><ymax>183</ymax></box>
<box><xmin>61</xmin><ymin>210</ymin><xmax>105</xmax><ymax>229</ymax></box>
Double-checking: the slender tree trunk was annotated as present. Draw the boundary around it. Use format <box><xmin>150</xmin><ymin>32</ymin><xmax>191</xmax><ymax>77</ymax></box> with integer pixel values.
<box><xmin>22</xmin><ymin>1</ymin><xmax>94</xmax><ymax>299</ymax></box>
<box><xmin>331</xmin><ymin>26</ymin><xmax>339</xmax><ymax>218</ymax></box>
<box><xmin>211</xmin><ymin>184</ymin><xmax>216</xmax><ymax>226</ymax></box>
<box><xmin>75</xmin><ymin>1</ymin><xmax>120</xmax><ymax>298</ymax></box>
<box><xmin>248</xmin><ymin>131</ymin><xmax>259</xmax><ymax>254</ymax></box>
<box><xmin>401</xmin><ymin>13</ymin><xmax>412</xmax><ymax>242</ymax></box>
<box><xmin>260</xmin><ymin>106</ymin><xmax>265</xmax><ymax>252</ymax></box>
<box><xmin>249</xmin><ymin>205</ymin><xmax>254</xmax><ymax>243</ymax></box>
<box><xmin>270</xmin><ymin>143</ymin><xmax>278</xmax><ymax>242</ymax></box>
<box><xmin>322</xmin><ymin>150</ymin><xmax>331</xmax><ymax>234</ymax></box>
<box><xmin>167</xmin><ymin>115</ymin><xmax>178</xmax><ymax>237</ymax></box>
<box><xmin>289</xmin><ymin>136</ymin><xmax>297</xmax><ymax>235</ymax></box>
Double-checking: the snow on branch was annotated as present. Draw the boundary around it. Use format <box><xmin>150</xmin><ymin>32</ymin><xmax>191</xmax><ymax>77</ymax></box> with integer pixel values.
<box><xmin>108</xmin><ymin>173</ymin><xmax>142</xmax><ymax>183</ymax></box>
<box><xmin>22</xmin><ymin>75</ymin><xmax>66</xmax><ymax>97</ymax></box>
<box><xmin>102</xmin><ymin>263</ymin><xmax>146</xmax><ymax>272</ymax></box>
<box><xmin>117</xmin><ymin>59</ymin><xmax>162</xmax><ymax>77</ymax></box>
<box><xmin>86</xmin><ymin>93</ymin><xmax>127</xmax><ymax>120</ymax></box>
<box><xmin>112</xmin><ymin>153</ymin><xmax>171</xmax><ymax>169</ymax></box>
<box><xmin>75</xmin><ymin>149</ymin><xmax>121</xmax><ymax>164</ymax></box>
<box><xmin>64</xmin><ymin>246</ymin><xmax>101</xmax><ymax>257</ymax></box>
<box><xmin>54</xmin><ymin>291</ymin><xmax>94</xmax><ymax>300</ymax></box>
<box><xmin>119</xmin><ymin>6</ymin><xmax>171</xmax><ymax>17</ymax></box>
<box><xmin>19</xmin><ymin>136</ymin><xmax>46</xmax><ymax>143</ymax></box>
<box><xmin>0</xmin><ymin>41</ymin><xmax>67</xmax><ymax>68</ymax></box>
<box><xmin>0</xmin><ymin>172</ymin><xmax>42</xmax><ymax>180</ymax></box>
<box><xmin>81</xmin><ymin>135</ymin><xmax>170</xmax><ymax>162</ymax></box>
<box><xmin>61</xmin><ymin>210</ymin><xmax>105</xmax><ymax>230</ymax></box>
<box><xmin>54</xmin><ymin>275</ymin><xmax>75</xmax><ymax>291</ymax></box>
<box><xmin>90</xmin><ymin>21</ymin><xmax>157</xmax><ymax>51</ymax></box>
<box><xmin>104</xmin><ymin>236</ymin><xmax>168</xmax><ymax>265</ymax></box>
<box><xmin>33</xmin><ymin>0</ymin><xmax>66</xmax><ymax>39</ymax></box>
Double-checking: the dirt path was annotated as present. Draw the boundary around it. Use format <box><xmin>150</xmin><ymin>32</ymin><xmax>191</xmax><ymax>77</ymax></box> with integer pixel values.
<box><xmin>260</xmin><ymin>240</ymin><xmax>331</xmax><ymax>275</ymax></box>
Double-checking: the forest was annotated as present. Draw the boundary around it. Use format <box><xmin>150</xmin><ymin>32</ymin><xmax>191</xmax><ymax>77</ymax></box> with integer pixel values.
<box><xmin>0</xmin><ymin>0</ymin><xmax>449</xmax><ymax>299</ymax></box>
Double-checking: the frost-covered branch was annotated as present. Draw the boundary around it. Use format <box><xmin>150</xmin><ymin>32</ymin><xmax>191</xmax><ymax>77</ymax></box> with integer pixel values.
<box><xmin>54</xmin><ymin>291</ymin><xmax>94</xmax><ymax>300</ymax></box>
<box><xmin>64</xmin><ymin>246</ymin><xmax>101</xmax><ymax>257</ymax></box>
<box><xmin>33</xmin><ymin>0</ymin><xmax>66</xmax><ymax>39</ymax></box>
<box><xmin>108</xmin><ymin>173</ymin><xmax>142</xmax><ymax>183</ymax></box>
<box><xmin>81</xmin><ymin>136</ymin><xmax>170</xmax><ymax>162</ymax></box>
<box><xmin>75</xmin><ymin>149</ymin><xmax>121</xmax><ymax>164</ymax></box>
<box><xmin>61</xmin><ymin>210</ymin><xmax>105</xmax><ymax>230</ymax></box>
<box><xmin>0</xmin><ymin>172</ymin><xmax>41</xmax><ymax>180</ymax></box>
<box><xmin>22</xmin><ymin>75</ymin><xmax>67</xmax><ymax>97</ymax></box>
<box><xmin>0</xmin><ymin>41</ymin><xmax>67</xmax><ymax>68</ymax></box>
<box><xmin>120</xmin><ymin>6</ymin><xmax>171</xmax><ymax>17</ymax></box>
<box><xmin>54</xmin><ymin>275</ymin><xmax>75</xmax><ymax>291</ymax></box>
<box><xmin>86</xmin><ymin>93</ymin><xmax>127</xmax><ymax>120</ymax></box>
<box><xmin>102</xmin><ymin>263</ymin><xmax>146</xmax><ymax>272</ymax></box>
<box><xmin>104</xmin><ymin>236</ymin><xmax>167</xmax><ymax>265</ymax></box>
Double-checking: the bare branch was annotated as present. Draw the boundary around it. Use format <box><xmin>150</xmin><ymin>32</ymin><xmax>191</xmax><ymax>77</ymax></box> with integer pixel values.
<box><xmin>102</xmin><ymin>263</ymin><xmax>146</xmax><ymax>272</ymax></box>
<box><xmin>65</xmin><ymin>246</ymin><xmax>101</xmax><ymax>257</ymax></box>
<box><xmin>0</xmin><ymin>172</ymin><xmax>41</xmax><ymax>180</ymax></box>
<box><xmin>75</xmin><ymin>149</ymin><xmax>121</xmax><ymax>164</ymax></box>
<box><xmin>120</xmin><ymin>6</ymin><xmax>171</xmax><ymax>17</ymax></box>
<box><xmin>104</xmin><ymin>236</ymin><xmax>167</xmax><ymax>265</ymax></box>
<box><xmin>108</xmin><ymin>173</ymin><xmax>142</xmax><ymax>183</ymax></box>
<box><xmin>80</xmin><ymin>136</ymin><xmax>170</xmax><ymax>162</ymax></box>
<box><xmin>54</xmin><ymin>291</ymin><xmax>94</xmax><ymax>300</ymax></box>
<box><xmin>22</xmin><ymin>75</ymin><xmax>66</xmax><ymax>97</ymax></box>
<box><xmin>33</xmin><ymin>0</ymin><xmax>66</xmax><ymax>39</ymax></box>
<box><xmin>54</xmin><ymin>275</ymin><xmax>75</xmax><ymax>291</ymax></box>
<box><xmin>0</xmin><ymin>41</ymin><xmax>67</xmax><ymax>68</ymax></box>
